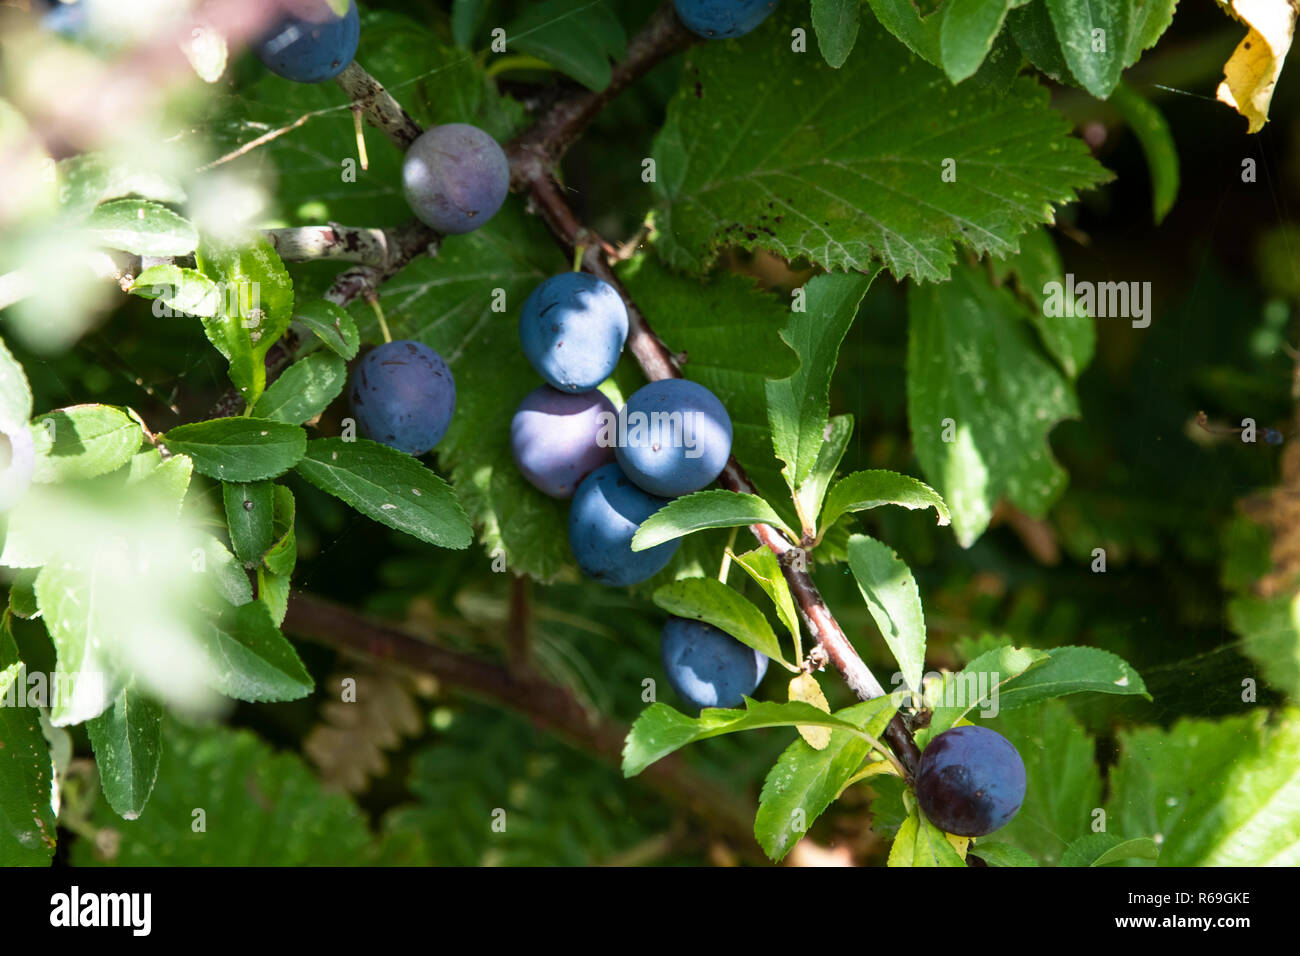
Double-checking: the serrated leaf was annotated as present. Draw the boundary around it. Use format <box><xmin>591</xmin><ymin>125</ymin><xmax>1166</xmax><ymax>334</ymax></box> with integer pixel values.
<box><xmin>1043</xmin><ymin>0</ymin><xmax>1177</xmax><ymax>98</ymax></box>
<box><xmin>756</xmin><ymin>697</ymin><xmax>899</xmax><ymax>860</ymax></box>
<box><xmin>85</xmin><ymin>685</ymin><xmax>162</xmax><ymax>821</ymax></box>
<box><xmin>71</xmin><ymin>722</ymin><xmax>370</xmax><ymax>865</ymax></box>
<box><xmin>130</xmin><ymin>264</ymin><xmax>221</xmax><ymax>318</ymax></box>
<box><xmin>506</xmin><ymin>0</ymin><xmax>627</xmax><ymax>91</ymax></box>
<box><xmin>85</xmin><ymin>199</ymin><xmax>197</xmax><ymax>256</ymax></box>
<box><xmin>813</xmin><ymin>0</ymin><xmax>862</xmax><ymax>67</ymax></box>
<box><xmin>1228</xmin><ymin>592</ymin><xmax>1300</xmax><ymax>699</ymax></box>
<box><xmin>251</xmin><ymin>351</ymin><xmax>347</xmax><ymax>425</ymax></box>
<box><xmin>767</xmin><ymin>273</ymin><xmax>873</xmax><ymax>496</ymax></box>
<box><xmin>907</xmin><ymin>263</ymin><xmax>1079</xmax><ymax>547</ymax></box>
<box><xmin>295</xmin><ymin>299</ymin><xmax>359</xmax><ymax>360</ymax></box>
<box><xmin>197</xmin><ymin>535</ymin><xmax>253</xmax><ymax>609</ymax></box>
<box><xmin>195</xmin><ymin>233</ymin><xmax>294</xmax><ymax>405</ymax></box>
<box><xmin>796</xmin><ymin>414</ymin><xmax>853</xmax><ymax>532</ymax></box>
<box><xmin>788</xmin><ymin>673</ymin><xmax>833</xmax><ymax>749</ymax></box>
<box><xmin>259</xmin><ymin>569</ymin><xmax>291</xmax><ymax>626</ymax></box>
<box><xmin>997</xmin><ymin>645</ymin><xmax>1150</xmax><ymax>709</ymax></box>
<box><xmin>972</xmin><ymin>841</ymin><xmax>1039</xmax><ymax>866</ymax></box>
<box><xmin>125</xmin><ymin>449</ymin><xmax>193</xmax><ymax>514</ymax></box>
<box><xmin>632</xmin><ymin>490</ymin><xmax>793</xmax><ymax>551</ymax></box>
<box><xmin>1060</xmin><ymin>833</ymin><xmax>1159</xmax><ymax>866</ymax></box>
<box><xmin>1107</xmin><ymin>708</ymin><xmax>1300</xmax><ymax>865</ymax></box>
<box><xmin>223</xmin><ymin>481</ymin><xmax>274</xmax><ymax>566</ymax></box>
<box><xmin>928</xmin><ymin>644</ymin><xmax>1048</xmax><ymax>733</ymax></box>
<box><xmin>0</xmin><ymin>621</ymin><xmax>56</xmax><ymax>866</ymax></box>
<box><xmin>161</xmin><ymin>418</ymin><xmax>306</xmax><ymax>482</ymax></box>
<box><xmin>196</xmin><ymin>600</ymin><xmax>312</xmax><ymax>702</ymax></box>
<box><xmin>30</xmin><ymin>405</ymin><xmax>143</xmax><ymax>483</ymax></box>
<box><xmin>821</xmin><ymin>469</ymin><xmax>951</xmax><ymax>535</ymax></box>
<box><xmin>652</xmin><ymin>576</ymin><xmax>792</xmax><ymax>668</ymax></box>
<box><xmin>623</xmin><ymin>698</ymin><xmax>879</xmax><ymax>777</ymax></box>
<box><xmin>294</xmin><ymin>438</ymin><xmax>472</xmax><ymax>550</ymax></box>
<box><xmin>652</xmin><ymin>14</ymin><xmax>1109</xmax><ymax>281</ymax></box>
<box><xmin>262</xmin><ymin>485</ymin><xmax>297</xmax><ymax>577</ymax></box>
<box><xmin>0</xmin><ymin>336</ymin><xmax>33</xmax><ymax>427</ymax></box>
<box><xmin>846</xmin><ymin>534</ymin><xmax>927</xmax><ymax>693</ymax></box>
<box><xmin>889</xmin><ymin>807</ymin><xmax>969</xmax><ymax>866</ymax></box>
<box><xmin>730</xmin><ymin>547</ymin><xmax>800</xmax><ymax>643</ymax></box>
<box><xmin>940</xmin><ymin>0</ymin><xmax>1014</xmax><ymax>82</ymax></box>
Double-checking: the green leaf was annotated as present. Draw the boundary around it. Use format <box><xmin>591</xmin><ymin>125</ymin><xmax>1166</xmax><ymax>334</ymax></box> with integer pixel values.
<box><xmin>294</xmin><ymin>438</ymin><xmax>472</xmax><ymax>550</ymax></box>
<box><xmin>755</xmin><ymin>697</ymin><xmax>899</xmax><ymax>860</ymax></box>
<box><xmin>766</xmin><ymin>272</ymin><xmax>873</xmax><ymax>495</ymax></box>
<box><xmin>652</xmin><ymin>13</ymin><xmax>1109</xmax><ymax>281</ymax></box>
<box><xmin>223</xmin><ymin>481</ymin><xmax>274</xmax><ymax>566</ymax></box>
<box><xmin>1007</xmin><ymin>0</ymin><xmax>1075</xmax><ymax>83</ymax></box>
<box><xmin>262</xmin><ymin>485</ymin><xmax>297</xmax><ymax>577</ymax></box>
<box><xmin>622</xmin><ymin>698</ymin><xmax>878</xmax><ymax>777</ymax></box>
<box><xmin>907</xmin><ymin>263</ymin><xmax>1079</xmax><ymax>547</ymax></box>
<box><xmin>506</xmin><ymin>0</ymin><xmax>627</xmax><ymax>91</ymax></box>
<box><xmin>0</xmin><ymin>620</ymin><xmax>56</xmax><ymax>866</ymax></box>
<box><xmin>125</xmin><ymin>449</ymin><xmax>193</xmax><ymax>514</ymax></box>
<box><xmin>796</xmin><ymin>413</ymin><xmax>853</xmax><ymax>532</ymax></box>
<box><xmin>1107</xmin><ymin>708</ymin><xmax>1300</xmax><ymax>865</ymax></box>
<box><xmin>990</xmin><ymin>227</ymin><xmax>1095</xmax><ymax>378</ymax></box>
<box><xmin>928</xmin><ymin>644</ymin><xmax>1047</xmax><ymax>733</ymax></box>
<box><xmin>889</xmin><ymin>807</ymin><xmax>968</xmax><ymax>866</ymax></box>
<box><xmin>160</xmin><ymin>418</ymin><xmax>306</xmax><ymax>482</ymax></box>
<box><xmin>940</xmin><ymin>0</ymin><xmax>1014</xmax><ymax>82</ymax></box>
<box><xmin>821</xmin><ymin>469</ymin><xmax>951</xmax><ymax>535</ymax></box>
<box><xmin>196</xmin><ymin>600</ymin><xmax>313</xmax><ymax>702</ymax></box>
<box><xmin>295</xmin><ymin>299</ymin><xmax>359</xmax><ymax>361</ymax></box>
<box><xmin>84</xmin><ymin>199</ymin><xmax>198</xmax><ymax>256</ymax></box>
<box><xmin>197</xmin><ymin>535</ymin><xmax>254</xmax><ymax>609</ymax></box>
<box><xmin>972</xmin><ymin>842</ymin><xmax>1039</xmax><ymax>866</ymax></box>
<box><xmin>1228</xmin><ymin>592</ymin><xmax>1300</xmax><ymax>699</ymax></box>
<box><xmin>652</xmin><ymin>576</ymin><xmax>792</xmax><ymax>668</ymax></box>
<box><xmin>866</xmin><ymin>0</ymin><xmax>942</xmax><ymax>64</ymax></box>
<box><xmin>988</xmin><ymin>701</ymin><xmax>1103</xmax><ymax>865</ymax></box>
<box><xmin>1060</xmin><ymin>833</ymin><xmax>1159</xmax><ymax>867</ymax></box>
<box><xmin>632</xmin><ymin>490</ymin><xmax>794</xmax><ymax>551</ymax></box>
<box><xmin>8</xmin><ymin>568</ymin><xmax>38</xmax><ymax>619</ymax></box>
<box><xmin>56</xmin><ymin>153</ymin><xmax>186</xmax><ymax>218</ymax></box>
<box><xmin>1109</xmin><ymin>82</ymin><xmax>1179</xmax><ymax>224</ymax></box>
<box><xmin>846</xmin><ymin>534</ymin><xmax>927</xmax><ymax>694</ymax></box>
<box><xmin>812</xmin><ymin>0</ymin><xmax>863</xmax><ymax>67</ymax></box>
<box><xmin>1043</xmin><ymin>0</ymin><xmax>1177</xmax><ymax>98</ymax></box>
<box><xmin>72</xmin><ymin>722</ymin><xmax>371</xmax><ymax>865</ymax></box>
<box><xmin>731</xmin><ymin>547</ymin><xmax>800</xmax><ymax>643</ymax></box>
<box><xmin>997</xmin><ymin>645</ymin><xmax>1150</xmax><ymax>709</ymax></box>
<box><xmin>31</xmin><ymin>405</ymin><xmax>143</xmax><ymax>483</ymax></box>
<box><xmin>259</xmin><ymin>569</ymin><xmax>291</xmax><ymax>627</ymax></box>
<box><xmin>85</xmin><ymin>685</ymin><xmax>162</xmax><ymax>821</ymax></box>
<box><xmin>129</xmin><ymin>264</ymin><xmax>220</xmax><ymax>318</ymax></box>
<box><xmin>0</xmin><ymin>335</ymin><xmax>33</xmax><ymax>427</ymax></box>
<box><xmin>452</xmin><ymin>0</ymin><xmax>492</xmax><ymax>48</ymax></box>
<box><xmin>250</xmin><ymin>351</ymin><xmax>347</xmax><ymax>425</ymax></box>
<box><xmin>195</xmin><ymin>233</ymin><xmax>294</xmax><ymax>405</ymax></box>
<box><xmin>35</xmin><ymin>562</ymin><xmax>124</xmax><ymax>725</ymax></box>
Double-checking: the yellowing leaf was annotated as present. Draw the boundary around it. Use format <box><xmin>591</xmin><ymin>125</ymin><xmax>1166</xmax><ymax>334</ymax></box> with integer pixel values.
<box><xmin>789</xmin><ymin>673</ymin><xmax>832</xmax><ymax>750</ymax></box>
<box><xmin>1215</xmin><ymin>0</ymin><xmax>1297</xmax><ymax>132</ymax></box>
<box><xmin>947</xmin><ymin>832</ymin><xmax>970</xmax><ymax>859</ymax></box>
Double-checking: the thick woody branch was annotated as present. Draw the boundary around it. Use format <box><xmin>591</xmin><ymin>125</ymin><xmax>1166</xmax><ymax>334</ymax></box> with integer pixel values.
<box><xmin>265</xmin><ymin>223</ymin><xmax>393</xmax><ymax>266</ymax></box>
<box><xmin>334</xmin><ymin>61</ymin><xmax>423</xmax><ymax>152</ymax></box>
<box><xmin>282</xmin><ymin>592</ymin><xmax>764</xmax><ymax>859</ymax></box>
